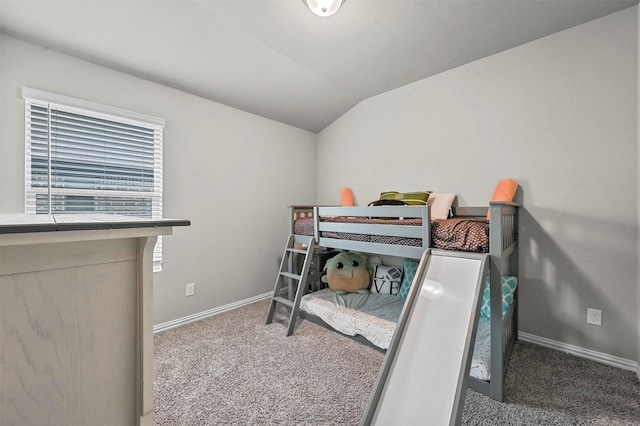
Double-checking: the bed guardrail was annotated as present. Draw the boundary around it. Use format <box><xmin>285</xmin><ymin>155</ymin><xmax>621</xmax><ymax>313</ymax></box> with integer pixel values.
<box><xmin>315</xmin><ymin>205</ymin><xmax>430</xmax><ymax>259</ymax></box>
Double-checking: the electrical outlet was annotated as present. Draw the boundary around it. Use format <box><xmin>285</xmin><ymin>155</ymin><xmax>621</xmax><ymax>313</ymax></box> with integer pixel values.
<box><xmin>186</xmin><ymin>282</ymin><xmax>195</xmax><ymax>297</ymax></box>
<box><xmin>587</xmin><ymin>308</ymin><xmax>602</xmax><ymax>326</ymax></box>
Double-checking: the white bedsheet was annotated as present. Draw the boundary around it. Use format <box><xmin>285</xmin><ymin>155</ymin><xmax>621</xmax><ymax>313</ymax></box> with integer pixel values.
<box><xmin>299</xmin><ymin>289</ymin><xmax>492</xmax><ymax>381</ymax></box>
<box><xmin>299</xmin><ymin>289</ymin><xmax>404</xmax><ymax>350</ymax></box>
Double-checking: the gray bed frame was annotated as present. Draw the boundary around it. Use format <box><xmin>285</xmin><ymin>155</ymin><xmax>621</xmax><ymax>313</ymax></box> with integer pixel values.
<box><xmin>286</xmin><ymin>201</ymin><xmax>520</xmax><ymax>402</ymax></box>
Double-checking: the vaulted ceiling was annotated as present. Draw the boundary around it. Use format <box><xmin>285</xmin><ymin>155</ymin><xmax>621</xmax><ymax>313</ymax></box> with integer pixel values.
<box><xmin>1</xmin><ymin>0</ymin><xmax>637</xmax><ymax>133</ymax></box>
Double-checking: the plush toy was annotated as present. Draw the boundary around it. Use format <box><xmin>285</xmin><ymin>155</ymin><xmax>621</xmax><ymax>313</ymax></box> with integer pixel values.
<box><xmin>321</xmin><ymin>252</ymin><xmax>370</xmax><ymax>295</ymax></box>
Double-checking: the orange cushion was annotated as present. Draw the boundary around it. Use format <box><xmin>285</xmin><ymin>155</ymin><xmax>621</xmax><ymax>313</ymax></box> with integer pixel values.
<box><xmin>341</xmin><ymin>187</ymin><xmax>354</xmax><ymax>207</ymax></box>
<box><xmin>487</xmin><ymin>179</ymin><xmax>517</xmax><ymax>219</ymax></box>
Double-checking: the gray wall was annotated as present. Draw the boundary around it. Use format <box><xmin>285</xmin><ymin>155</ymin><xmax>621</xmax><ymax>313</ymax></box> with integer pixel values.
<box><xmin>317</xmin><ymin>8</ymin><xmax>639</xmax><ymax>361</ymax></box>
<box><xmin>0</xmin><ymin>35</ymin><xmax>317</xmax><ymax>325</ymax></box>
<box><xmin>637</xmin><ymin>5</ymin><xmax>640</xmax><ymax>375</ymax></box>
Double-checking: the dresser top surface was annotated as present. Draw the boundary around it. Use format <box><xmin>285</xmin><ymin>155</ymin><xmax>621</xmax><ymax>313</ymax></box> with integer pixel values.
<box><xmin>0</xmin><ymin>214</ymin><xmax>190</xmax><ymax>234</ymax></box>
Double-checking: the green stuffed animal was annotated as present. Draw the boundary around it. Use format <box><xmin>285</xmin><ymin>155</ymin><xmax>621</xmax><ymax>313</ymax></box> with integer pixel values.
<box><xmin>321</xmin><ymin>252</ymin><xmax>370</xmax><ymax>295</ymax></box>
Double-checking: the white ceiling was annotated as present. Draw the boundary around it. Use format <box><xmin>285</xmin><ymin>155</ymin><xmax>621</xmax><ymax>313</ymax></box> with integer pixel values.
<box><xmin>1</xmin><ymin>0</ymin><xmax>637</xmax><ymax>133</ymax></box>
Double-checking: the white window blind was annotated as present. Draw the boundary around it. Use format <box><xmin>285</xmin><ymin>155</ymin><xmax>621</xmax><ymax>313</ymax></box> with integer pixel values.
<box><xmin>23</xmin><ymin>88</ymin><xmax>165</xmax><ymax>270</ymax></box>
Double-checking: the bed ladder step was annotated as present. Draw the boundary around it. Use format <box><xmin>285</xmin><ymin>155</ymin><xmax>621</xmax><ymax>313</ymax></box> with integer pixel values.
<box><xmin>287</xmin><ymin>248</ymin><xmax>307</xmax><ymax>255</ymax></box>
<box><xmin>265</xmin><ymin>235</ymin><xmax>315</xmax><ymax>336</ymax></box>
<box><xmin>272</xmin><ymin>296</ymin><xmax>294</xmax><ymax>308</ymax></box>
<box><xmin>279</xmin><ymin>271</ymin><xmax>302</xmax><ymax>280</ymax></box>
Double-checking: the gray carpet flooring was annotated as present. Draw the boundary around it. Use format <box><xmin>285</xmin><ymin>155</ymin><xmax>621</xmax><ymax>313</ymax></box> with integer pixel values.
<box><xmin>154</xmin><ymin>299</ymin><xmax>640</xmax><ymax>425</ymax></box>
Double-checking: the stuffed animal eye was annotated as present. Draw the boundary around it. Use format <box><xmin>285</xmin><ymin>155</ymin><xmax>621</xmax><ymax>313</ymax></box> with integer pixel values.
<box><xmin>336</xmin><ymin>262</ymin><xmax>344</xmax><ymax>269</ymax></box>
<box><xmin>351</xmin><ymin>260</ymin><xmax>359</xmax><ymax>267</ymax></box>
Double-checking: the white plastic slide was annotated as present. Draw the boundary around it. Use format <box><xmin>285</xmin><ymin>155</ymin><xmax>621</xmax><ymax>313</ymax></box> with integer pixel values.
<box><xmin>362</xmin><ymin>249</ymin><xmax>488</xmax><ymax>426</ymax></box>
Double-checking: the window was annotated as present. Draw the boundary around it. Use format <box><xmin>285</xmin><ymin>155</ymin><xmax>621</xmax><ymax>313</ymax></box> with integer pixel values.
<box><xmin>22</xmin><ymin>87</ymin><xmax>165</xmax><ymax>270</ymax></box>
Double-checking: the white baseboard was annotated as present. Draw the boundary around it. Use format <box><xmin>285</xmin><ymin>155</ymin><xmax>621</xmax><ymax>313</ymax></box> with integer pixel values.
<box><xmin>519</xmin><ymin>332</ymin><xmax>639</xmax><ymax>375</ymax></box>
<box><xmin>154</xmin><ymin>292</ymin><xmax>272</xmax><ymax>333</ymax></box>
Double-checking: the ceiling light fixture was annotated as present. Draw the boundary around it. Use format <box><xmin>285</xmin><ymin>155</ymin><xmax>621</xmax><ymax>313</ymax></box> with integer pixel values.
<box><xmin>302</xmin><ymin>0</ymin><xmax>346</xmax><ymax>17</ymax></box>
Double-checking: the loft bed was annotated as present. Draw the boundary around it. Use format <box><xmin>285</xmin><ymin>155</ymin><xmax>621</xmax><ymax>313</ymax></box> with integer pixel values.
<box><xmin>284</xmin><ymin>201</ymin><xmax>519</xmax><ymax>402</ymax></box>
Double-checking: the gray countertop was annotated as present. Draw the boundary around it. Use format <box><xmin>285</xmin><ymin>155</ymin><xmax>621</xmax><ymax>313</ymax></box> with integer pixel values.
<box><xmin>0</xmin><ymin>214</ymin><xmax>190</xmax><ymax>234</ymax></box>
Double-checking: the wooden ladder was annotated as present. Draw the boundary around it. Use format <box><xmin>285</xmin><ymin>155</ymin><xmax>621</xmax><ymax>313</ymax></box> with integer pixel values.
<box><xmin>265</xmin><ymin>235</ymin><xmax>315</xmax><ymax>336</ymax></box>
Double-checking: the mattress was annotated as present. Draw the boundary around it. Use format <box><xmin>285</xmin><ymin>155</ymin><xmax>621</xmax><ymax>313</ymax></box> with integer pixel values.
<box><xmin>294</xmin><ymin>216</ymin><xmax>489</xmax><ymax>253</ymax></box>
<box><xmin>299</xmin><ymin>289</ymin><xmax>493</xmax><ymax>381</ymax></box>
<box><xmin>299</xmin><ymin>288</ymin><xmax>405</xmax><ymax>349</ymax></box>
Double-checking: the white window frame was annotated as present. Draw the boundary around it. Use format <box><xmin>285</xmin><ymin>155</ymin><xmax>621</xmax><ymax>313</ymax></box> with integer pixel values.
<box><xmin>22</xmin><ymin>87</ymin><xmax>165</xmax><ymax>271</ymax></box>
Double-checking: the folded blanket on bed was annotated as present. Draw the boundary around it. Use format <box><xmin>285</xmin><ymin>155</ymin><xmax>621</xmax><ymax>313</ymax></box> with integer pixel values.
<box><xmin>431</xmin><ymin>218</ymin><xmax>489</xmax><ymax>253</ymax></box>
